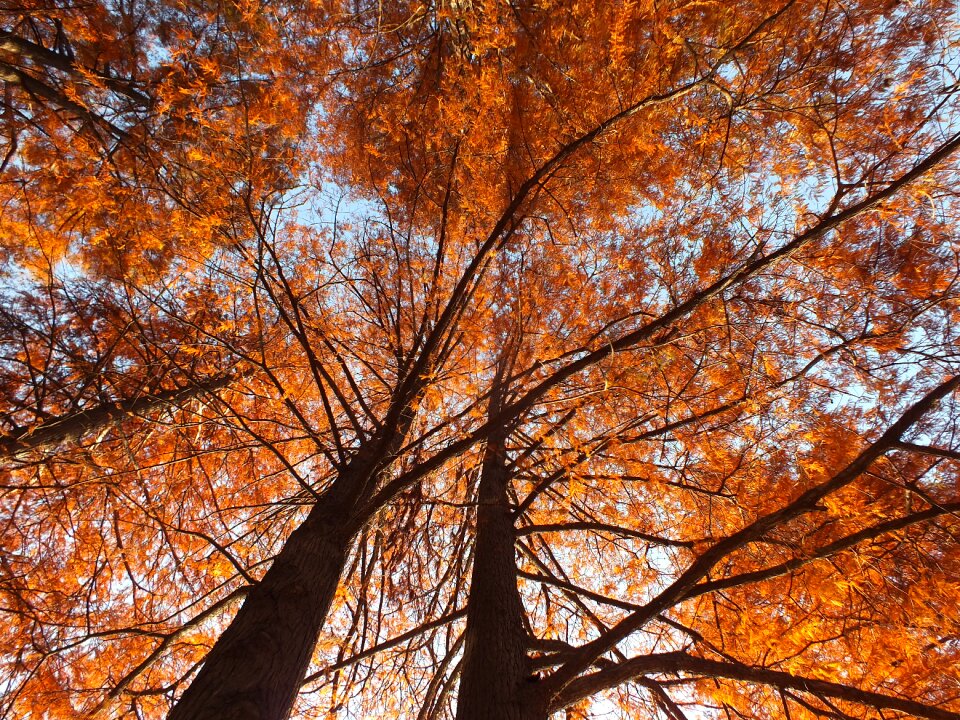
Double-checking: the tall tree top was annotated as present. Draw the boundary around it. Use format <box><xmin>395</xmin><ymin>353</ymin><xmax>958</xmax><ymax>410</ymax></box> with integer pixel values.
<box><xmin>1</xmin><ymin>1</ymin><xmax>960</xmax><ymax>719</ymax></box>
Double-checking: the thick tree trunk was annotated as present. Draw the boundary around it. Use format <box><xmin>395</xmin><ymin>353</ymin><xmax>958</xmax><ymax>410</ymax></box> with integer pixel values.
<box><xmin>167</xmin><ymin>488</ymin><xmax>353</xmax><ymax>720</ymax></box>
<box><xmin>166</xmin><ymin>409</ymin><xmax>418</xmax><ymax>720</ymax></box>
<box><xmin>455</xmin><ymin>422</ymin><xmax>544</xmax><ymax>720</ymax></box>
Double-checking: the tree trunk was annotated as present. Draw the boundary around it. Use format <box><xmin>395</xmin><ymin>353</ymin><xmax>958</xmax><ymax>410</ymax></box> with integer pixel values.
<box><xmin>167</xmin><ymin>488</ymin><xmax>353</xmax><ymax>720</ymax></box>
<box><xmin>455</xmin><ymin>420</ymin><xmax>544</xmax><ymax>720</ymax></box>
<box><xmin>166</xmin><ymin>409</ymin><xmax>419</xmax><ymax>720</ymax></box>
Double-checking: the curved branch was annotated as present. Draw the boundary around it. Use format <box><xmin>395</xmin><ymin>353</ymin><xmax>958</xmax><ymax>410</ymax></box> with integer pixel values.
<box><xmin>551</xmin><ymin>652</ymin><xmax>960</xmax><ymax>720</ymax></box>
<box><xmin>516</xmin><ymin>521</ymin><xmax>694</xmax><ymax>548</ymax></box>
<box><xmin>0</xmin><ymin>372</ymin><xmax>239</xmax><ymax>463</ymax></box>
<box><xmin>0</xmin><ymin>29</ymin><xmax>151</xmax><ymax>106</ymax></box>
<box><xmin>687</xmin><ymin>501</ymin><xmax>960</xmax><ymax>599</ymax></box>
<box><xmin>539</xmin><ymin>374</ymin><xmax>960</xmax><ymax>698</ymax></box>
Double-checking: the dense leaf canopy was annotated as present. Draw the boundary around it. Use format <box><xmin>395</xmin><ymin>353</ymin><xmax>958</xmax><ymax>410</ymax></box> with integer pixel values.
<box><xmin>1</xmin><ymin>2</ymin><xmax>960</xmax><ymax>720</ymax></box>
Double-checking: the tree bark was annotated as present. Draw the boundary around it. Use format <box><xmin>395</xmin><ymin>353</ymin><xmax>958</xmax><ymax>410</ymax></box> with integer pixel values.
<box><xmin>167</xmin><ymin>487</ymin><xmax>353</xmax><ymax>720</ymax></box>
<box><xmin>166</xmin><ymin>406</ymin><xmax>419</xmax><ymax>720</ymax></box>
<box><xmin>455</xmin><ymin>415</ymin><xmax>543</xmax><ymax>720</ymax></box>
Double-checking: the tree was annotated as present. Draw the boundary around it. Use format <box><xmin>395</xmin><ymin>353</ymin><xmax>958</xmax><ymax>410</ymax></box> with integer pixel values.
<box><xmin>0</xmin><ymin>2</ymin><xmax>326</xmax><ymax>276</ymax></box>
<box><xmin>2</xmin><ymin>1</ymin><xmax>960</xmax><ymax>719</ymax></box>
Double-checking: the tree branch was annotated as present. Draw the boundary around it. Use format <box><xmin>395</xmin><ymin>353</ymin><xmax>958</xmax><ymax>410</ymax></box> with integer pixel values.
<box><xmin>687</xmin><ymin>501</ymin><xmax>960</xmax><ymax>598</ymax></box>
<box><xmin>551</xmin><ymin>652</ymin><xmax>960</xmax><ymax>720</ymax></box>
<box><xmin>539</xmin><ymin>374</ymin><xmax>960</xmax><ymax>698</ymax></box>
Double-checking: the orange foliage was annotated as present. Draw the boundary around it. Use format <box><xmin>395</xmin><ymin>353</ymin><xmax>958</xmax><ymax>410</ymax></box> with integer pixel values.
<box><xmin>1</xmin><ymin>1</ymin><xmax>960</xmax><ymax>719</ymax></box>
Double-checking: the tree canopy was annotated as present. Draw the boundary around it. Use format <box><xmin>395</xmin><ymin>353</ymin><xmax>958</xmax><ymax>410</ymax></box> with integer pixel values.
<box><xmin>2</xmin><ymin>1</ymin><xmax>960</xmax><ymax>720</ymax></box>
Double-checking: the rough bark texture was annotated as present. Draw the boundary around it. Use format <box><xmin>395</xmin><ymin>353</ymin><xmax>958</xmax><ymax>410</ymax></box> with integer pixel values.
<box><xmin>455</xmin><ymin>422</ymin><xmax>543</xmax><ymax>720</ymax></box>
<box><xmin>167</xmin><ymin>491</ymin><xmax>352</xmax><ymax>720</ymax></box>
<box><xmin>165</xmin><ymin>388</ymin><xmax>421</xmax><ymax>720</ymax></box>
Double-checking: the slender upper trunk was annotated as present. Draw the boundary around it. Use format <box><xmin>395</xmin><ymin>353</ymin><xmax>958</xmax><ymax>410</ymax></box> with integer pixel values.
<box><xmin>455</xmin><ymin>413</ymin><xmax>544</xmax><ymax>720</ymax></box>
